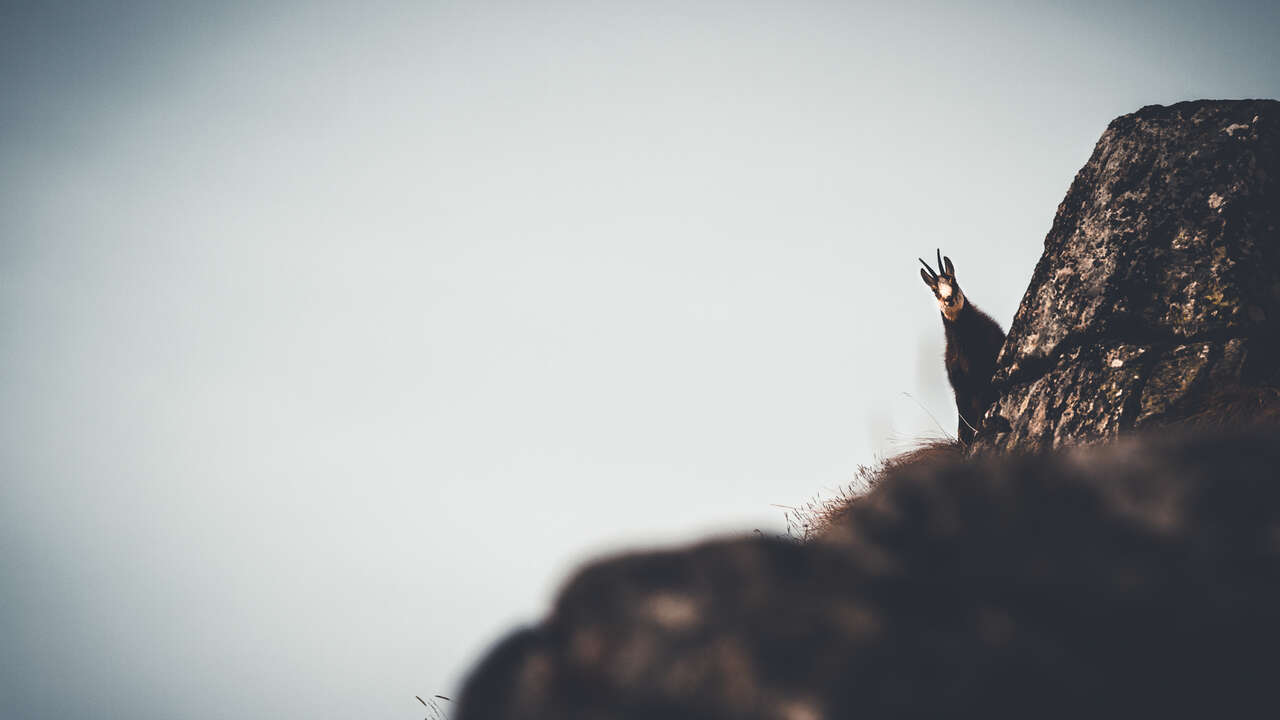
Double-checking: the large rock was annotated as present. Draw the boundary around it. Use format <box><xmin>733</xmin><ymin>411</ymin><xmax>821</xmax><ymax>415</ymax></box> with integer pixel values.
<box><xmin>456</xmin><ymin>428</ymin><xmax>1280</xmax><ymax>719</ymax></box>
<box><xmin>452</xmin><ymin>101</ymin><xmax>1280</xmax><ymax>719</ymax></box>
<box><xmin>977</xmin><ymin>99</ymin><xmax>1280</xmax><ymax>452</ymax></box>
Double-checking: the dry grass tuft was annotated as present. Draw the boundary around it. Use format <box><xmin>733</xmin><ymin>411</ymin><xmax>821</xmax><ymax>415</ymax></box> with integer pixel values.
<box><xmin>777</xmin><ymin>386</ymin><xmax>1280</xmax><ymax>542</ymax></box>
<box><xmin>782</xmin><ymin>438</ymin><xmax>963</xmax><ymax>542</ymax></box>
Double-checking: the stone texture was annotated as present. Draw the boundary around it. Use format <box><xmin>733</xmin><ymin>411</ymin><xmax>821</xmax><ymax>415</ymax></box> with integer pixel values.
<box><xmin>977</xmin><ymin>99</ymin><xmax>1280</xmax><ymax>452</ymax></box>
<box><xmin>456</xmin><ymin>429</ymin><xmax>1280</xmax><ymax>719</ymax></box>
<box><xmin>452</xmin><ymin>101</ymin><xmax>1280</xmax><ymax>719</ymax></box>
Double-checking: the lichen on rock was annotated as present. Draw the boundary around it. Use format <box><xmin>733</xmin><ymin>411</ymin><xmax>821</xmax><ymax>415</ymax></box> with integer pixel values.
<box><xmin>978</xmin><ymin>99</ymin><xmax>1280</xmax><ymax>453</ymax></box>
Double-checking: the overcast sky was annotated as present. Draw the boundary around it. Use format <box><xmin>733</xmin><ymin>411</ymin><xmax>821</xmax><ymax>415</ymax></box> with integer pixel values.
<box><xmin>3</xmin><ymin>1</ymin><xmax>1278</xmax><ymax>718</ymax></box>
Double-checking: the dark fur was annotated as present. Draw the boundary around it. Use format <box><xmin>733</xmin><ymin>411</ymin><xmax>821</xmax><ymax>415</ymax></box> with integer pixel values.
<box><xmin>941</xmin><ymin>300</ymin><xmax>1005</xmax><ymax>443</ymax></box>
<box><xmin>920</xmin><ymin>252</ymin><xmax>1006</xmax><ymax>444</ymax></box>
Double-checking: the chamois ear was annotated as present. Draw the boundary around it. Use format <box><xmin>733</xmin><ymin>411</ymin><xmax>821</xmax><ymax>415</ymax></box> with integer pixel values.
<box><xmin>943</xmin><ymin>255</ymin><xmax>955</xmax><ymax>276</ymax></box>
<box><xmin>920</xmin><ymin>267</ymin><xmax>937</xmax><ymax>288</ymax></box>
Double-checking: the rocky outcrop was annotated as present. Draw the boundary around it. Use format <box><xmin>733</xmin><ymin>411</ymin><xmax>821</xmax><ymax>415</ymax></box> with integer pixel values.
<box><xmin>452</xmin><ymin>101</ymin><xmax>1280</xmax><ymax>719</ymax></box>
<box><xmin>457</xmin><ymin>428</ymin><xmax>1280</xmax><ymax>719</ymax></box>
<box><xmin>977</xmin><ymin>99</ymin><xmax>1280</xmax><ymax>452</ymax></box>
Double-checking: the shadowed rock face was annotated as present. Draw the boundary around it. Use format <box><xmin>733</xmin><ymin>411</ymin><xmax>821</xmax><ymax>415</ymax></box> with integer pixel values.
<box><xmin>456</xmin><ymin>429</ymin><xmax>1280</xmax><ymax>719</ymax></box>
<box><xmin>977</xmin><ymin>99</ymin><xmax>1280</xmax><ymax>452</ymax></box>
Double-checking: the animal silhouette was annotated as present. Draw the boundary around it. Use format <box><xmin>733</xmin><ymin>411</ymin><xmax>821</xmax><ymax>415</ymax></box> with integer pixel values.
<box><xmin>919</xmin><ymin>250</ymin><xmax>1007</xmax><ymax>444</ymax></box>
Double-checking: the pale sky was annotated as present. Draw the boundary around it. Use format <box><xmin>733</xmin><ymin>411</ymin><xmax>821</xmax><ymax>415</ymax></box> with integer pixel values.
<box><xmin>3</xmin><ymin>1</ymin><xmax>1278</xmax><ymax>718</ymax></box>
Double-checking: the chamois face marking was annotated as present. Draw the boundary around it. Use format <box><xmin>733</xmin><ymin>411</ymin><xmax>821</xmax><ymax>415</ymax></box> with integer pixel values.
<box><xmin>919</xmin><ymin>251</ymin><xmax>966</xmax><ymax>321</ymax></box>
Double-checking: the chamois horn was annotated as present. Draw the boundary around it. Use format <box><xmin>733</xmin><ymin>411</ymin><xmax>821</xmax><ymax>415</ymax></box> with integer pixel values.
<box><xmin>919</xmin><ymin>257</ymin><xmax>938</xmax><ymax>280</ymax></box>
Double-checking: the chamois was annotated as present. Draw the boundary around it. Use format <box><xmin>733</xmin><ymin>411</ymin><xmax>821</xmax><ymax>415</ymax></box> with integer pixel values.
<box><xmin>919</xmin><ymin>250</ymin><xmax>1006</xmax><ymax>445</ymax></box>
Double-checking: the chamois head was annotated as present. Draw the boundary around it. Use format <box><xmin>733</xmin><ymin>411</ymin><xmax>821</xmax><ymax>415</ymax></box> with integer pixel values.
<box><xmin>919</xmin><ymin>249</ymin><xmax>966</xmax><ymax>321</ymax></box>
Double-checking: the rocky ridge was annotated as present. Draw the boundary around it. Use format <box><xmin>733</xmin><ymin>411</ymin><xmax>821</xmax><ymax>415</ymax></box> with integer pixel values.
<box><xmin>453</xmin><ymin>100</ymin><xmax>1280</xmax><ymax>720</ymax></box>
<box><xmin>977</xmin><ymin>99</ymin><xmax>1280</xmax><ymax>451</ymax></box>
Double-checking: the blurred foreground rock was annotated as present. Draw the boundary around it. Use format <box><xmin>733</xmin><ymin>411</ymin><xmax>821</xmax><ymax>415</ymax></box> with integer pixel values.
<box><xmin>457</xmin><ymin>428</ymin><xmax>1280</xmax><ymax>719</ymax></box>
